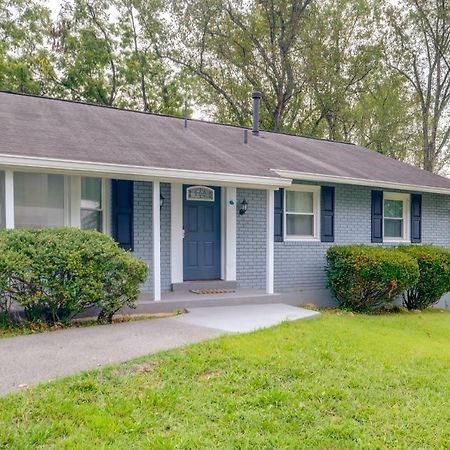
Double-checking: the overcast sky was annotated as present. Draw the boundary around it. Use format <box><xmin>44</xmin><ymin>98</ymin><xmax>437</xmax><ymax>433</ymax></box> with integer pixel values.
<box><xmin>45</xmin><ymin>0</ymin><xmax>119</xmax><ymax>19</ymax></box>
<box><xmin>46</xmin><ymin>0</ymin><xmax>62</xmax><ymax>18</ymax></box>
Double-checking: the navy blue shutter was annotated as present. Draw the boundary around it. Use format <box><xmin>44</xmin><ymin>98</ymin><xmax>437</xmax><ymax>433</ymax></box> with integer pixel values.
<box><xmin>371</xmin><ymin>190</ymin><xmax>383</xmax><ymax>243</ymax></box>
<box><xmin>321</xmin><ymin>186</ymin><xmax>335</xmax><ymax>242</ymax></box>
<box><xmin>112</xmin><ymin>180</ymin><xmax>134</xmax><ymax>250</ymax></box>
<box><xmin>274</xmin><ymin>188</ymin><xmax>284</xmax><ymax>242</ymax></box>
<box><xmin>411</xmin><ymin>193</ymin><xmax>422</xmax><ymax>243</ymax></box>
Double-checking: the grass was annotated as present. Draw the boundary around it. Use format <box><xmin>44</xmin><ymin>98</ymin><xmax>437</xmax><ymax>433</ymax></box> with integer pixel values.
<box><xmin>0</xmin><ymin>311</ymin><xmax>184</xmax><ymax>339</ymax></box>
<box><xmin>1</xmin><ymin>310</ymin><xmax>449</xmax><ymax>449</ymax></box>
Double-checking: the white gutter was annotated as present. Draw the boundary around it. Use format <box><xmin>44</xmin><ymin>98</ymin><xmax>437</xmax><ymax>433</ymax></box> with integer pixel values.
<box><xmin>0</xmin><ymin>154</ymin><xmax>292</xmax><ymax>188</ymax></box>
<box><xmin>273</xmin><ymin>169</ymin><xmax>450</xmax><ymax>195</ymax></box>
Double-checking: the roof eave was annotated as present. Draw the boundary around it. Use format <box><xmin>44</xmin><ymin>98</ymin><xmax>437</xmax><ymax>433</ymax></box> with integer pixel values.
<box><xmin>273</xmin><ymin>169</ymin><xmax>450</xmax><ymax>195</ymax></box>
<box><xmin>0</xmin><ymin>153</ymin><xmax>292</xmax><ymax>188</ymax></box>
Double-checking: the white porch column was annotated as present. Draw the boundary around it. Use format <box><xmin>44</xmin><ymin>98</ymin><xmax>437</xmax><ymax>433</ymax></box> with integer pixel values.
<box><xmin>225</xmin><ymin>187</ymin><xmax>237</xmax><ymax>281</ymax></box>
<box><xmin>170</xmin><ymin>183</ymin><xmax>183</xmax><ymax>284</ymax></box>
<box><xmin>153</xmin><ymin>181</ymin><xmax>161</xmax><ymax>301</ymax></box>
<box><xmin>102</xmin><ymin>178</ymin><xmax>111</xmax><ymax>236</ymax></box>
<box><xmin>266</xmin><ymin>189</ymin><xmax>275</xmax><ymax>294</ymax></box>
<box><xmin>5</xmin><ymin>170</ymin><xmax>14</xmax><ymax>229</ymax></box>
<box><xmin>69</xmin><ymin>176</ymin><xmax>81</xmax><ymax>228</ymax></box>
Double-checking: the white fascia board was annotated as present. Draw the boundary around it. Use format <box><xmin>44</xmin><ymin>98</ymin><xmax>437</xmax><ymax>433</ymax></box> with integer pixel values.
<box><xmin>0</xmin><ymin>154</ymin><xmax>292</xmax><ymax>188</ymax></box>
<box><xmin>273</xmin><ymin>169</ymin><xmax>450</xmax><ymax>195</ymax></box>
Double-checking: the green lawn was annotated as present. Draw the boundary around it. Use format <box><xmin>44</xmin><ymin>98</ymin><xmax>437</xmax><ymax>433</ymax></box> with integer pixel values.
<box><xmin>1</xmin><ymin>311</ymin><xmax>449</xmax><ymax>449</ymax></box>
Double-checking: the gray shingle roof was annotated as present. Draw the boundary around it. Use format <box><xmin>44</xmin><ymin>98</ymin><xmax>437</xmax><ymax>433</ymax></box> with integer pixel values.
<box><xmin>1</xmin><ymin>91</ymin><xmax>450</xmax><ymax>191</ymax></box>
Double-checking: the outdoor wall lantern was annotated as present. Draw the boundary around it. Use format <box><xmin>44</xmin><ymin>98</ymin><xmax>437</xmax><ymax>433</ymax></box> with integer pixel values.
<box><xmin>160</xmin><ymin>193</ymin><xmax>165</xmax><ymax>209</ymax></box>
<box><xmin>239</xmin><ymin>198</ymin><xmax>248</xmax><ymax>215</ymax></box>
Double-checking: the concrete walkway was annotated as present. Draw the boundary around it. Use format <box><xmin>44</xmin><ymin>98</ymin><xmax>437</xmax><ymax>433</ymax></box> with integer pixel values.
<box><xmin>0</xmin><ymin>304</ymin><xmax>318</xmax><ymax>396</ymax></box>
<box><xmin>171</xmin><ymin>303</ymin><xmax>319</xmax><ymax>332</ymax></box>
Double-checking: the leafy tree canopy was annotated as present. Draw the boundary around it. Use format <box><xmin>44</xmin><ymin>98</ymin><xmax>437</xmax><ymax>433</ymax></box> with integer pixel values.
<box><xmin>1</xmin><ymin>0</ymin><xmax>449</xmax><ymax>173</ymax></box>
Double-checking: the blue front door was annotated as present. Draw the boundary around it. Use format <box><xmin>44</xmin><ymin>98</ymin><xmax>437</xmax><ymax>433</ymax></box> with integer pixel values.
<box><xmin>183</xmin><ymin>185</ymin><xmax>221</xmax><ymax>281</ymax></box>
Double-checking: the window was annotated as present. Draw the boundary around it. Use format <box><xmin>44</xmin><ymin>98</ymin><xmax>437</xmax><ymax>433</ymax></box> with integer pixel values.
<box><xmin>284</xmin><ymin>186</ymin><xmax>320</xmax><ymax>240</ymax></box>
<box><xmin>81</xmin><ymin>177</ymin><xmax>103</xmax><ymax>231</ymax></box>
<box><xmin>186</xmin><ymin>186</ymin><xmax>215</xmax><ymax>201</ymax></box>
<box><xmin>383</xmin><ymin>192</ymin><xmax>409</xmax><ymax>241</ymax></box>
<box><xmin>14</xmin><ymin>172</ymin><xmax>65</xmax><ymax>228</ymax></box>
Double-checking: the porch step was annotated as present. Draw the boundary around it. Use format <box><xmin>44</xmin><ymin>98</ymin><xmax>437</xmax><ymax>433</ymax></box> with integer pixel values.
<box><xmin>131</xmin><ymin>291</ymin><xmax>282</xmax><ymax>314</ymax></box>
<box><xmin>171</xmin><ymin>280</ymin><xmax>237</xmax><ymax>293</ymax></box>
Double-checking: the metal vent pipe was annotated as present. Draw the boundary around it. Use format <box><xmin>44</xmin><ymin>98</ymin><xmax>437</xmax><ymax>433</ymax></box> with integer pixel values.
<box><xmin>252</xmin><ymin>90</ymin><xmax>261</xmax><ymax>136</ymax></box>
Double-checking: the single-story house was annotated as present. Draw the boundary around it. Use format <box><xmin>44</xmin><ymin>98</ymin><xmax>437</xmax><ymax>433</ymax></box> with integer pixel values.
<box><xmin>1</xmin><ymin>90</ymin><xmax>450</xmax><ymax>307</ymax></box>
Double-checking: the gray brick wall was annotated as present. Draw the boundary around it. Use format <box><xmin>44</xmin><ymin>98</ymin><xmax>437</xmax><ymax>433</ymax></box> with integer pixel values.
<box><xmin>236</xmin><ymin>188</ymin><xmax>267</xmax><ymax>289</ymax></box>
<box><xmin>130</xmin><ymin>181</ymin><xmax>153</xmax><ymax>293</ymax></box>
<box><xmin>115</xmin><ymin>181</ymin><xmax>171</xmax><ymax>295</ymax></box>
<box><xmin>115</xmin><ymin>180</ymin><xmax>450</xmax><ymax>300</ymax></box>
<box><xmin>235</xmin><ymin>184</ymin><xmax>374</xmax><ymax>291</ymax></box>
<box><xmin>274</xmin><ymin>183</ymin><xmax>450</xmax><ymax>293</ymax></box>
<box><xmin>422</xmin><ymin>192</ymin><xmax>450</xmax><ymax>246</ymax></box>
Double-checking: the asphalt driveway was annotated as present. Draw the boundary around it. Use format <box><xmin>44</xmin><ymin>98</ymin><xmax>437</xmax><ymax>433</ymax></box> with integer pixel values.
<box><xmin>0</xmin><ymin>304</ymin><xmax>318</xmax><ymax>396</ymax></box>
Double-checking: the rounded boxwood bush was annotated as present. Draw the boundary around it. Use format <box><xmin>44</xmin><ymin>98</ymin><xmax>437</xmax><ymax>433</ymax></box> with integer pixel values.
<box><xmin>326</xmin><ymin>245</ymin><xmax>419</xmax><ymax>312</ymax></box>
<box><xmin>0</xmin><ymin>228</ymin><xmax>148</xmax><ymax>323</ymax></box>
<box><xmin>398</xmin><ymin>245</ymin><xmax>450</xmax><ymax>310</ymax></box>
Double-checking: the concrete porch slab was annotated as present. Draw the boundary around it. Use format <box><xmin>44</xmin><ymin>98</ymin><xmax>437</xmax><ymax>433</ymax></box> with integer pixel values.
<box><xmin>171</xmin><ymin>303</ymin><xmax>320</xmax><ymax>333</ymax></box>
<box><xmin>132</xmin><ymin>289</ymin><xmax>282</xmax><ymax>314</ymax></box>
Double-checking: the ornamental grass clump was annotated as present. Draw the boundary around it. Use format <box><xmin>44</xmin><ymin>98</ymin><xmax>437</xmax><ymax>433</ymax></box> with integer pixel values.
<box><xmin>398</xmin><ymin>245</ymin><xmax>450</xmax><ymax>310</ymax></box>
<box><xmin>326</xmin><ymin>245</ymin><xmax>419</xmax><ymax>312</ymax></box>
<box><xmin>0</xmin><ymin>228</ymin><xmax>148</xmax><ymax>323</ymax></box>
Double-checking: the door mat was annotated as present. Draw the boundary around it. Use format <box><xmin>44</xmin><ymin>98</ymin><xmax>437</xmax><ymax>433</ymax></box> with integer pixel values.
<box><xmin>190</xmin><ymin>288</ymin><xmax>236</xmax><ymax>295</ymax></box>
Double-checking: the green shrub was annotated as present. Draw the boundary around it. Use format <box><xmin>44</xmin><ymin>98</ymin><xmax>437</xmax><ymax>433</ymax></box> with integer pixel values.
<box><xmin>0</xmin><ymin>247</ymin><xmax>28</xmax><ymax>318</ymax></box>
<box><xmin>0</xmin><ymin>228</ymin><xmax>148</xmax><ymax>323</ymax></box>
<box><xmin>326</xmin><ymin>245</ymin><xmax>419</xmax><ymax>312</ymax></box>
<box><xmin>398</xmin><ymin>245</ymin><xmax>450</xmax><ymax>310</ymax></box>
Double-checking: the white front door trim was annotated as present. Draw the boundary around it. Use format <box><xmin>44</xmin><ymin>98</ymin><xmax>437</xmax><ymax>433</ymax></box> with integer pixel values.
<box><xmin>170</xmin><ymin>183</ymin><xmax>183</xmax><ymax>284</ymax></box>
<box><xmin>176</xmin><ymin>184</ymin><xmax>236</xmax><ymax>283</ymax></box>
<box><xmin>224</xmin><ymin>187</ymin><xmax>237</xmax><ymax>281</ymax></box>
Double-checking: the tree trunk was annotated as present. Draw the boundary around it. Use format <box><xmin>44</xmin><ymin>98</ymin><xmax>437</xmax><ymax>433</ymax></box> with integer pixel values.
<box><xmin>422</xmin><ymin>115</ymin><xmax>434</xmax><ymax>171</ymax></box>
<box><xmin>129</xmin><ymin>4</ymin><xmax>149</xmax><ymax>112</ymax></box>
<box><xmin>423</xmin><ymin>141</ymin><xmax>434</xmax><ymax>172</ymax></box>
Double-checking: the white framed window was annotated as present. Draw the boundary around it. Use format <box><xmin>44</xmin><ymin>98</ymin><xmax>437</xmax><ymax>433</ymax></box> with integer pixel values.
<box><xmin>80</xmin><ymin>177</ymin><xmax>103</xmax><ymax>231</ymax></box>
<box><xmin>14</xmin><ymin>172</ymin><xmax>67</xmax><ymax>228</ymax></box>
<box><xmin>383</xmin><ymin>192</ymin><xmax>410</xmax><ymax>241</ymax></box>
<box><xmin>284</xmin><ymin>185</ymin><xmax>320</xmax><ymax>240</ymax></box>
